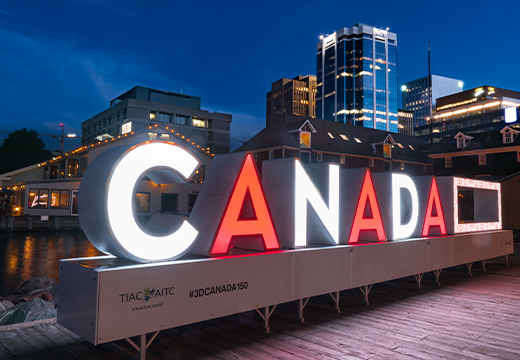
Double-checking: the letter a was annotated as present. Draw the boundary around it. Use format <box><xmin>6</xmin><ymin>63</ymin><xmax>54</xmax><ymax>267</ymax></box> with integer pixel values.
<box><xmin>210</xmin><ymin>154</ymin><xmax>279</xmax><ymax>254</ymax></box>
<box><xmin>422</xmin><ymin>177</ymin><xmax>447</xmax><ymax>236</ymax></box>
<box><xmin>348</xmin><ymin>169</ymin><xmax>386</xmax><ymax>243</ymax></box>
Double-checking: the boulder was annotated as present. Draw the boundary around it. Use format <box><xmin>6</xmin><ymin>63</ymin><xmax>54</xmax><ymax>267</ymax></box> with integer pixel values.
<box><xmin>0</xmin><ymin>298</ymin><xmax>55</xmax><ymax>325</ymax></box>
<box><xmin>0</xmin><ymin>300</ymin><xmax>13</xmax><ymax>310</ymax></box>
<box><xmin>12</xmin><ymin>289</ymin><xmax>54</xmax><ymax>304</ymax></box>
<box><xmin>13</xmin><ymin>277</ymin><xmax>58</xmax><ymax>299</ymax></box>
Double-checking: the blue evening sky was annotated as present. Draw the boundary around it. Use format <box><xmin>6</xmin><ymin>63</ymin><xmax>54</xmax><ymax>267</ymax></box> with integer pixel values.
<box><xmin>0</xmin><ymin>0</ymin><xmax>517</xmax><ymax>151</ymax></box>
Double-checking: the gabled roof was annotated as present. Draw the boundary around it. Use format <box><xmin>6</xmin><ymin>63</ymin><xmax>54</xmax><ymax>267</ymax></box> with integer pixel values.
<box><xmin>454</xmin><ymin>132</ymin><xmax>474</xmax><ymax>140</ymax></box>
<box><xmin>236</xmin><ymin>115</ymin><xmax>431</xmax><ymax>164</ymax></box>
<box><xmin>286</xmin><ymin>119</ymin><xmax>317</xmax><ymax>134</ymax></box>
<box><xmin>430</xmin><ymin>127</ymin><xmax>520</xmax><ymax>155</ymax></box>
<box><xmin>500</xmin><ymin>125</ymin><xmax>520</xmax><ymax>135</ymax></box>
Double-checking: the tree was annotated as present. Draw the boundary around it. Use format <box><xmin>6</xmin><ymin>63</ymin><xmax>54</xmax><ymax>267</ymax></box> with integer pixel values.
<box><xmin>0</xmin><ymin>128</ymin><xmax>51</xmax><ymax>156</ymax></box>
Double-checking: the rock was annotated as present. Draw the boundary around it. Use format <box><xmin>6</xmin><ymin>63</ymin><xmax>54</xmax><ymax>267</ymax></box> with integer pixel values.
<box><xmin>12</xmin><ymin>289</ymin><xmax>54</xmax><ymax>304</ymax></box>
<box><xmin>0</xmin><ymin>298</ymin><xmax>55</xmax><ymax>325</ymax></box>
<box><xmin>0</xmin><ymin>300</ymin><xmax>13</xmax><ymax>310</ymax></box>
<box><xmin>14</xmin><ymin>277</ymin><xmax>58</xmax><ymax>299</ymax></box>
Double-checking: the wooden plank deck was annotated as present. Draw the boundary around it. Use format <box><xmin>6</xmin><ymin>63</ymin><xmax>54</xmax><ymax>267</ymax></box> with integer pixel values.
<box><xmin>1</xmin><ymin>243</ymin><xmax>519</xmax><ymax>360</ymax></box>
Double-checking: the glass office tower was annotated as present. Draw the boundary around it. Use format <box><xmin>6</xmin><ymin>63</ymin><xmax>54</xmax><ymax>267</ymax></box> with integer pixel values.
<box><xmin>316</xmin><ymin>24</ymin><xmax>398</xmax><ymax>132</ymax></box>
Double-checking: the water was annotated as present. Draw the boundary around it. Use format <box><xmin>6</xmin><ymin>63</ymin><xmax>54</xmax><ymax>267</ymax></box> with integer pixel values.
<box><xmin>0</xmin><ymin>230</ymin><xmax>104</xmax><ymax>296</ymax></box>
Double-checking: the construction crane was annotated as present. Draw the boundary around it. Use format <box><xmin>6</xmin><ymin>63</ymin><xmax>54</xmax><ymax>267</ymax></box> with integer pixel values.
<box><xmin>0</xmin><ymin>124</ymin><xmax>81</xmax><ymax>153</ymax></box>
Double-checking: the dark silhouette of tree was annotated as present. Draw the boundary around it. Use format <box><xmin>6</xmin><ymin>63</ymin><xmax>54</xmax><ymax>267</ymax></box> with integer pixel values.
<box><xmin>0</xmin><ymin>128</ymin><xmax>51</xmax><ymax>156</ymax></box>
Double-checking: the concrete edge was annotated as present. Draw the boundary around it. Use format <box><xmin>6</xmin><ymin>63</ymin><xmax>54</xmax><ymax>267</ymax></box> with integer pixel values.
<box><xmin>0</xmin><ymin>317</ymin><xmax>56</xmax><ymax>332</ymax></box>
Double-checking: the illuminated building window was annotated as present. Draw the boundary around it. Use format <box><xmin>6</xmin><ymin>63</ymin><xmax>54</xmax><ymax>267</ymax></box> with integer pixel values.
<box><xmin>300</xmin><ymin>132</ymin><xmax>311</xmax><ymax>148</ymax></box>
<box><xmin>159</xmin><ymin>134</ymin><xmax>169</xmax><ymax>141</ymax></box>
<box><xmin>445</xmin><ymin>157</ymin><xmax>452</xmax><ymax>168</ymax></box>
<box><xmin>400</xmin><ymin>162</ymin><xmax>405</xmax><ymax>170</ymax></box>
<box><xmin>340</xmin><ymin>134</ymin><xmax>349</xmax><ymax>141</ymax></box>
<box><xmin>135</xmin><ymin>193</ymin><xmax>150</xmax><ymax>212</ymax></box>
<box><xmin>340</xmin><ymin>156</ymin><xmax>345</xmax><ymax>164</ymax></box>
<box><xmin>149</xmin><ymin>113</ymin><xmax>156</xmax><ymax>120</ymax></box>
<box><xmin>327</xmin><ymin>132</ymin><xmax>334</xmax><ymax>139</ymax></box>
<box><xmin>28</xmin><ymin>189</ymin><xmax>49</xmax><ymax>209</ymax></box>
<box><xmin>192</xmin><ymin>119</ymin><xmax>205</xmax><ymax>127</ymax></box>
<box><xmin>479</xmin><ymin>154</ymin><xmax>486</xmax><ymax>165</ymax></box>
<box><xmin>148</xmin><ymin>132</ymin><xmax>157</xmax><ymax>141</ymax></box>
<box><xmin>354</xmin><ymin>137</ymin><xmax>361</xmax><ymax>143</ymax></box>
<box><xmin>383</xmin><ymin>144</ymin><xmax>391</xmax><ymax>158</ymax></box>
<box><xmin>409</xmin><ymin>145</ymin><xmax>415</xmax><ymax>150</ymax></box>
<box><xmin>51</xmin><ymin>190</ymin><xmax>70</xmax><ymax>209</ymax></box>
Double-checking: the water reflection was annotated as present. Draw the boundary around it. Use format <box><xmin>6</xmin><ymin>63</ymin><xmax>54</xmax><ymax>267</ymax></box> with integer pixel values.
<box><xmin>0</xmin><ymin>230</ymin><xmax>104</xmax><ymax>296</ymax></box>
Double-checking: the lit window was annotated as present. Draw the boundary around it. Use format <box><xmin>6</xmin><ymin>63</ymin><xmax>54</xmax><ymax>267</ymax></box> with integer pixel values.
<box><xmin>135</xmin><ymin>193</ymin><xmax>150</xmax><ymax>212</ymax></box>
<box><xmin>354</xmin><ymin>137</ymin><xmax>361</xmax><ymax>143</ymax></box>
<box><xmin>340</xmin><ymin>156</ymin><xmax>345</xmax><ymax>164</ymax></box>
<box><xmin>400</xmin><ymin>162</ymin><xmax>405</xmax><ymax>170</ymax></box>
<box><xmin>28</xmin><ymin>189</ymin><xmax>49</xmax><ymax>209</ymax></box>
<box><xmin>445</xmin><ymin>157</ymin><xmax>452</xmax><ymax>168</ymax></box>
<box><xmin>159</xmin><ymin>134</ymin><xmax>169</xmax><ymax>141</ymax></box>
<box><xmin>397</xmin><ymin>143</ymin><xmax>404</xmax><ymax>149</ymax></box>
<box><xmin>148</xmin><ymin>132</ymin><xmax>157</xmax><ymax>140</ymax></box>
<box><xmin>51</xmin><ymin>190</ymin><xmax>69</xmax><ymax>209</ymax></box>
<box><xmin>409</xmin><ymin>145</ymin><xmax>415</xmax><ymax>150</ymax></box>
<box><xmin>327</xmin><ymin>132</ymin><xmax>334</xmax><ymax>139</ymax></box>
<box><xmin>479</xmin><ymin>154</ymin><xmax>486</xmax><ymax>165</ymax></box>
<box><xmin>300</xmin><ymin>132</ymin><xmax>311</xmax><ymax>148</ymax></box>
<box><xmin>149</xmin><ymin>113</ymin><xmax>156</xmax><ymax>120</ymax></box>
<box><xmin>192</xmin><ymin>119</ymin><xmax>205</xmax><ymax>127</ymax></box>
<box><xmin>340</xmin><ymin>134</ymin><xmax>349</xmax><ymax>141</ymax></box>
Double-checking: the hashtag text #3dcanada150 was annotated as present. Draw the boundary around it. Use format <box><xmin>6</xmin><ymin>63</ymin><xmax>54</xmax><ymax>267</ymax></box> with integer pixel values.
<box><xmin>189</xmin><ymin>282</ymin><xmax>248</xmax><ymax>299</ymax></box>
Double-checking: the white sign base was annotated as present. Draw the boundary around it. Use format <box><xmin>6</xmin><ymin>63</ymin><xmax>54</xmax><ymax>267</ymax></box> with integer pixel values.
<box><xmin>58</xmin><ymin>230</ymin><xmax>513</xmax><ymax>346</ymax></box>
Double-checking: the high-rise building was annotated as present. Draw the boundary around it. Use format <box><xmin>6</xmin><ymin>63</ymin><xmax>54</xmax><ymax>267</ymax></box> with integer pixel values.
<box><xmin>266</xmin><ymin>75</ymin><xmax>316</xmax><ymax>125</ymax></box>
<box><xmin>401</xmin><ymin>75</ymin><xmax>463</xmax><ymax>130</ymax></box>
<box><xmin>316</xmin><ymin>24</ymin><xmax>398</xmax><ymax>132</ymax></box>
<box><xmin>398</xmin><ymin>109</ymin><xmax>414</xmax><ymax>136</ymax></box>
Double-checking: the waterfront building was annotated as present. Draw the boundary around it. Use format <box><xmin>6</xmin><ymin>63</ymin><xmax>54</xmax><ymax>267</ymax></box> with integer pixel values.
<box><xmin>316</xmin><ymin>24</ymin><xmax>398</xmax><ymax>132</ymax></box>
<box><xmin>0</xmin><ymin>121</ymin><xmax>219</xmax><ymax>230</ymax></box>
<box><xmin>415</xmin><ymin>85</ymin><xmax>520</xmax><ymax>143</ymax></box>
<box><xmin>237</xmin><ymin>114</ymin><xmax>431</xmax><ymax>175</ymax></box>
<box><xmin>81</xmin><ymin>86</ymin><xmax>232</xmax><ymax>154</ymax></box>
<box><xmin>266</xmin><ymin>75</ymin><xmax>316</xmax><ymax>125</ymax></box>
<box><xmin>398</xmin><ymin>109</ymin><xmax>414</xmax><ymax>136</ymax></box>
<box><xmin>401</xmin><ymin>74</ymin><xmax>463</xmax><ymax>130</ymax></box>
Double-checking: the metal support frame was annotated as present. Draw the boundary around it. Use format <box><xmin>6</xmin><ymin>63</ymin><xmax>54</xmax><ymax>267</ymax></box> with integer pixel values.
<box><xmin>359</xmin><ymin>284</ymin><xmax>373</xmax><ymax>306</ymax></box>
<box><xmin>414</xmin><ymin>273</ymin><xmax>423</xmax><ymax>289</ymax></box>
<box><xmin>481</xmin><ymin>260</ymin><xmax>487</xmax><ymax>273</ymax></box>
<box><xmin>433</xmin><ymin>269</ymin><xmax>441</xmax><ymax>286</ymax></box>
<box><xmin>329</xmin><ymin>291</ymin><xmax>340</xmax><ymax>313</ymax></box>
<box><xmin>504</xmin><ymin>255</ymin><xmax>509</xmax><ymax>266</ymax></box>
<box><xmin>296</xmin><ymin>297</ymin><xmax>309</xmax><ymax>323</ymax></box>
<box><xmin>125</xmin><ymin>331</ymin><xmax>160</xmax><ymax>360</ymax></box>
<box><xmin>255</xmin><ymin>305</ymin><xmax>277</xmax><ymax>333</ymax></box>
<box><xmin>466</xmin><ymin>262</ymin><xmax>473</xmax><ymax>277</ymax></box>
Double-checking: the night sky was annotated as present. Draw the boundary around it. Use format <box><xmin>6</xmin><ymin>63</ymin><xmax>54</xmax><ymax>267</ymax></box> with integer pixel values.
<box><xmin>0</xmin><ymin>0</ymin><xmax>518</xmax><ymax>152</ymax></box>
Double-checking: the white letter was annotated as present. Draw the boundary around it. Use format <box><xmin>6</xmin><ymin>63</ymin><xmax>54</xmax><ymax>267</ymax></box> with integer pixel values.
<box><xmin>392</xmin><ymin>173</ymin><xmax>418</xmax><ymax>239</ymax></box>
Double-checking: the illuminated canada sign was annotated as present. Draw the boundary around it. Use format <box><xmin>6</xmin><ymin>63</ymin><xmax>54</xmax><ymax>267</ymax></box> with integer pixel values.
<box><xmin>79</xmin><ymin>141</ymin><xmax>502</xmax><ymax>262</ymax></box>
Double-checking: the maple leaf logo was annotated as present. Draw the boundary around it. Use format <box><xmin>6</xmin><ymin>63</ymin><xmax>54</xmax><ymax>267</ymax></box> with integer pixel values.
<box><xmin>143</xmin><ymin>287</ymin><xmax>156</xmax><ymax>302</ymax></box>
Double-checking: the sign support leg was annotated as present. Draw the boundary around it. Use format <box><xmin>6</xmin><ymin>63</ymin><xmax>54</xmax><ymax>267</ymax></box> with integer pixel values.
<box><xmin>124</xmin><ymin>331</ymin><xmax>160</xmax><ymax>360</ymax></box>
<box><xmin>329</xmin><ymin>291</ymin><xmax>340</xmax><ymax>313</ymax></box>
<box><xmin>255</xmin><ymin>305</ymin><xmax>276</xmax><ymax>333</ymax></box>
<box><xmin>466</xmin><ymin>262</ymin><xmax>473</xmax><ymax>277</ymax></box>
<box><xmin>504</xmin><ymin>255</ymin><xmax>509</xmax><ymax>266</ymax></box>
<box><xmin>359</xmin><ymin>284</ymin><xmax>372</xmax><ymax>306</ymax></box>
<box><xmin>414</xmin><ymin>273</ymin><xmax>423</xmax><ymax>289</ymax></box>
<box><xmin>297</xmin><ymin>298</ymin><xmax>309</xmax><ymax>323</ymax></box>
<box><xmin>433</xmin><ymin>269</ymin><xmax>441</xmax><ymax>286</ymax></box>
<box><xmin>481</xmin><ymin>260</ymin><xmax>487</xmax><ymax>273</ymax></box>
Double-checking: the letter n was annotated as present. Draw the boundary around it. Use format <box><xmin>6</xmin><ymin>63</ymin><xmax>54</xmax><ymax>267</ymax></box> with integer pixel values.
<box><xmin>422</xmin><ymin>177</ymin><xmax>447</xmax><ymax>236</ymax></box>
<box><xmin>210</xmin><ymin>154</ymin><xmax>279</xmax><ymax>254</ymax></box>
<box><xmin>348</xmin><ymin>169</ymin><xmax>385</xmax><ymax>243</ymax></box>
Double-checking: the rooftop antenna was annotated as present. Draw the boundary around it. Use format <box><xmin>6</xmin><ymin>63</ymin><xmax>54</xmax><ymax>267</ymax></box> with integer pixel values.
<box><xmin>428</xmin><ymin>40</ymin><xmax>433</xmax><ymax>145</ymax></box>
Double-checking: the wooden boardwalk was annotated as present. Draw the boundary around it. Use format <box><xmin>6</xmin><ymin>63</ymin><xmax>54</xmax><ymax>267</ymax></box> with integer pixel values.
<box><xmin>1</xmin><ymin>244</ymin><xmax>519</xmax><ymax>360</ymax></box>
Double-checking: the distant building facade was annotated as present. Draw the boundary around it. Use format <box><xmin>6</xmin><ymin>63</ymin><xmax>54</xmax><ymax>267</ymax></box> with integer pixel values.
<box><xmin>401</xmin><ymin>75</ymin><xmax>463</xmax><ymax>129</ymax></box>
<box><xmin>81</xmin><ymin>86</ymin><xmax>232</xmax><ymax>154</ymax></box>
<box><xmin>415</xmin><ymin>85</ymin><xmax>520</xmax><ymax>143</ymax></box>
<box><xmin>237</xmin><ymin>114</ymin><xmax>431</xmax><ymax>176</ymax></box>
<box><xmin>398</xmin><ymin>109</ymin><xmax>414</xmax><ymax>136</ymax></box>
<box><xmin>316</xmin><ymin>24</ymin><xmax>398</xmax><ymax>132</ymax></box>
<box><xmin>266</xmin><ymin>75</ymin><xmax>316</xmax><ymax>125</ymax></box>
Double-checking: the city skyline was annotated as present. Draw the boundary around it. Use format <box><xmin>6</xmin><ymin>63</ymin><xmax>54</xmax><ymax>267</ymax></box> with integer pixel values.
<box><xmin>0</xmin><ymin>0</ymin><xmax>518</xmax><ymax>151</ymax></box>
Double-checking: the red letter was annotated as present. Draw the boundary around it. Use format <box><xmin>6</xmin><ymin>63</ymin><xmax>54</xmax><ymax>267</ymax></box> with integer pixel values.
<box><xmin>211</xmin><ymin>154</ymin><xmax>279</xmax><ymax>254</ymax></box>
<box><xmin>422</xmin><ymin>177</ymin><xmax>447</xmax><ymax>236</ymax></box>
<box><xmin>348</xmin><ymin>169</ymin><xmax>386</xmax><ymax>243</ymax></box>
